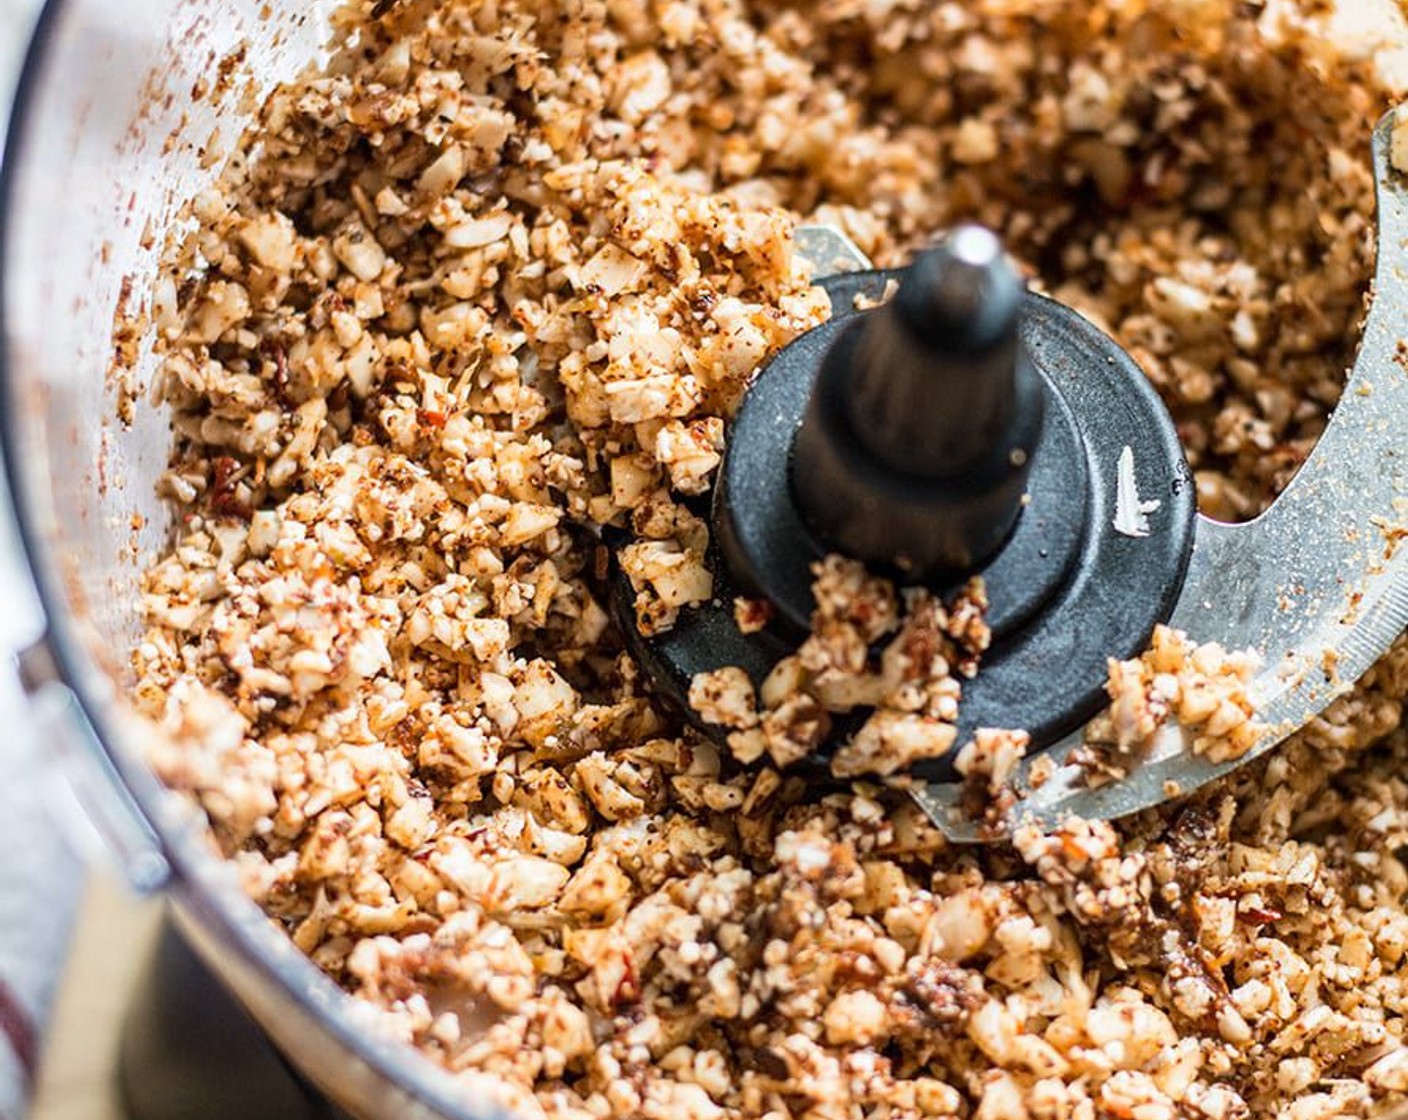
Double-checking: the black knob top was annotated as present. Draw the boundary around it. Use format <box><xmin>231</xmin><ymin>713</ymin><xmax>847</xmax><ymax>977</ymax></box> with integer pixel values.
<box><xmin>792</xmin><ymin>225</ymin><xmax>1045</xmax><ymax>577</ymax></box>
<box><xmin>852</xmin><ymin>226</ymin><xmax>1026</xmax><ymax>475</ymax></box>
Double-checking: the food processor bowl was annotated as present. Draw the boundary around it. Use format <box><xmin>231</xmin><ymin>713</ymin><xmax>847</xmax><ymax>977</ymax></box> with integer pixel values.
<box><xmin>0</xmin><ymin>2</ymin><xmax>512</xmax><ymax>1116</ymax></box>
<box><xmin>9</xmin><ymin>3</ymin><xmax>1408</xmax><ymax>1117</ymax></box>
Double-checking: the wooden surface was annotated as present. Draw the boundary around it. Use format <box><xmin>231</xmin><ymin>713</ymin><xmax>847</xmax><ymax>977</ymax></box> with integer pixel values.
<box><xmin>29</xmin><ymin>876</ymin><xmax>161</xmax><ymax>1120</ymax></box>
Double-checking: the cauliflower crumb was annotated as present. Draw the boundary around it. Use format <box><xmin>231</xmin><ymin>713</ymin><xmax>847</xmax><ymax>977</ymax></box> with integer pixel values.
<box><xmin>127</xmin><ymin>1</ymin><xmax>1408</xmax><ymax>1117</ymax></box>
<box><xmin>1086</xmin><ymin>624</ymin><xmax>1262</xmax><ymax>766</ymax></box>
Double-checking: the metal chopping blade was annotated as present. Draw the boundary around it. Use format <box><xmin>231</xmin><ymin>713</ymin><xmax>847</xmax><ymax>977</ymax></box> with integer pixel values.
<box><xmin>922</xmin><ymin>107</ymin><xmax>1408</xmax><ymax>839</ymax></box>
<box><xmin>796</xmin><ymin>108</ymin><xmax>1408</xmax><ymax>841</ymax></box>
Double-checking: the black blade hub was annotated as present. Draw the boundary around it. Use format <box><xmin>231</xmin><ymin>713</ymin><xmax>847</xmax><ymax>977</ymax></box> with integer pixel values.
<box><xmin>611</xmin><ymin>226</ymin><xmax>1196</xmax><ymax>779</ymax></box>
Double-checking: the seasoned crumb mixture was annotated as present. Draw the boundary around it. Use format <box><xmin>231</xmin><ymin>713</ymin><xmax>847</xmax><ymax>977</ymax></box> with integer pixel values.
<box><xmin>131</xmin><ymin>1</ymin><xmax>1408</xmax><ymax>1117</ymax></box>
<box><xmin>691</xmin><ymin>560</ymin><xmax>989</xmax><ymax>779</ymax></box>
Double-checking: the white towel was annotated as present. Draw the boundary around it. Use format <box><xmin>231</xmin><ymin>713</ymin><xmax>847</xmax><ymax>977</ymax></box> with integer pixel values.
<box><xmin>0</xmin><ymin>674</ymin><xmax>83</xmax><ymax>1120</ymax></box>
<box><xmin>0</xmin><ymin>490</ymin><xmax>85</xmax><ymax>1120</ymax></box>
<box><xmin>0</xmin><ymin>9</ymin><xmax>87</xmax><ymax>1118</ymax></box>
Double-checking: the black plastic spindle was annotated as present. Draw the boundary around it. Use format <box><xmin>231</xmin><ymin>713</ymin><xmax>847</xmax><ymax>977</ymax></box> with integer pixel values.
<box><xmin>792</xmin><ymin>225</ymin><xmax>1044</xmax><ymax>576</ymax></box>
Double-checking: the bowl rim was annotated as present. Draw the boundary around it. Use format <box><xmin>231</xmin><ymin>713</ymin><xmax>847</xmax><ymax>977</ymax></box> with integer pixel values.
<box><xmin>0</xmin><ymin>4</ymin><xmax>510</xmax><ymax>1117</ymax></box>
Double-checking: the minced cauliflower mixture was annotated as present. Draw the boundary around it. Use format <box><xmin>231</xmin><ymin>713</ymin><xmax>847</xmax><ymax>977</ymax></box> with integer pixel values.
<box><xmin>132</xmin><ymin>1</ymin><xmax>1408</xmax><ymax>1116</ymax></box>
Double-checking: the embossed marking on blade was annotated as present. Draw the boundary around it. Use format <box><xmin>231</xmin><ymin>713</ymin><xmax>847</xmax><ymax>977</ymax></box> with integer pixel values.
<box><xmin>917</xmin><ymin>107</ymin><xmax>1408</xmax><ymax>842</ymax></box>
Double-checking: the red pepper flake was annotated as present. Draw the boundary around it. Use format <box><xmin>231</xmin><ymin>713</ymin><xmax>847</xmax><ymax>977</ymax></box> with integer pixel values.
<box><xmin>417</xmin><ymin>409</ymin><xmax>447</xmax><ymax>429</ymax></box>
<box><xmin>261</xmin><ymin>339</ymin><xmax>291</xmax><ymax>406</ymax></box>
<box><xmin>211</xmin><ymin>456</ymin><xmax>251</xmax><ymax>519</ymax></box>
<box><xmin>611</xmin><ymin>951</ymin><xmax>640</xmax><ymax>1008</ymax></box>
<box><xmin>1240</xmin><ymin>906</ymin><xmax>1282</xmax><ymax>926</ymax></box>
